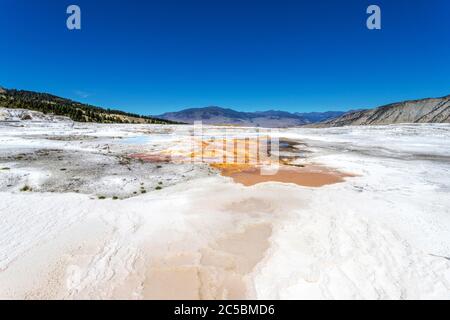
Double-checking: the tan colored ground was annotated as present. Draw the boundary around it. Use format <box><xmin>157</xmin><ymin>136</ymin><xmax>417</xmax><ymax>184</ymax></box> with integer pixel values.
<box><xmin>142</xmin><ymin>223</ymin><xmax>272</xmax><ymax>299</ymax></box>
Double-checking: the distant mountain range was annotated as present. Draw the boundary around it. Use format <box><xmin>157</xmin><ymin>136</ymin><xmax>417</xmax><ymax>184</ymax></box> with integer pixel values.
<box><xmin>294</xmin><ymin>111</ymin><xmax>347</xmax><ymax>123</ymax></box>
<box><xmin>2</xmin><ymin>86</ymin><xmax>449</xmax><ymax>127</ymax></box>
<box><xmin>159</xmin><ymin>95</ymin><xmax>450</xmax><ymax>127</ymax></box>
<box><xmin>312</xmin><ymin>94</ymin><xmax>450</xmax><ymax>127</ymax></box>
<box><xmin>158</xmin><ymin>107</ymin><xmax>344</xmax><ymax>127</ymax></box>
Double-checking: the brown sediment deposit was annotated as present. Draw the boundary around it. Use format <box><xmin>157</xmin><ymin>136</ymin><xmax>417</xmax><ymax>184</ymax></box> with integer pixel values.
<box><xmin>213</xmin><ymin>164</ymin><xmax>353</xmax><ymax>187</ymax></box>
<box><xmin>129</xmin><ymin>153</ymin><xmax>171</xmax><ymax>163</ymax></box>
<box><xmin>129</xmin><ymin>137</ymin><xmax>355</xmax><ymax>188</ymax></box>
<box><xmin>128</xmin><ymin>153</ymin><xmax>185</xmax><ymax>163</ymax></box>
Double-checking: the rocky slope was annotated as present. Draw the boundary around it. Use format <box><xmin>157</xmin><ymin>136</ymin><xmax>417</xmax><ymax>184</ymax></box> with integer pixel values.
<box><xmin>316</xmin><ymin>95</ymin><xmax>450</xmax><ymax>127</ymax></box>
<box><xmin>0</xmin><ymin>108</ymin><xmax>72</xmax><ymax>122</ymax></box>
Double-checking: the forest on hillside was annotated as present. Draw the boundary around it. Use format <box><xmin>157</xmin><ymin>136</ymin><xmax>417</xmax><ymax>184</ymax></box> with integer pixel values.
<box><xmin>0</xmin><ymin>88</ymin><xmax>180</xmax><ymax>124</ymax></box>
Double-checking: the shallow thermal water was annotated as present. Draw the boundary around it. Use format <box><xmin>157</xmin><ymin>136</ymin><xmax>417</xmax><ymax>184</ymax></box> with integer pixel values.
<box><xmin>0</xmin><ymin>120</ymin><xmax>449</xmax><ymax>299</ymax></box>
<box><xmin>216</xmin><ymin>165</ymin><xmax>351</xmax><ymax>187</ymax></box>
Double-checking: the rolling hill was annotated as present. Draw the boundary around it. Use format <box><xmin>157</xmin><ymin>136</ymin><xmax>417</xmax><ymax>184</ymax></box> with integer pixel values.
<box><xmin>0</xmin><ymin>87</ymin><xmax>179</xmax><ymax>124</ymax></box>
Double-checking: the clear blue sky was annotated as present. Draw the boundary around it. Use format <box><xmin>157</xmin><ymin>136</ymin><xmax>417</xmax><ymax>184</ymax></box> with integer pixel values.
<box><xmin>1</xmin><ymin>0</ymin><xmax>449</xmax><ymax>115</ymax></box>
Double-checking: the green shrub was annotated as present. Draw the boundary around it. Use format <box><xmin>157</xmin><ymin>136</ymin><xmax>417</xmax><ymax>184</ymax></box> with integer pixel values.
<box><xmin>20</xmin><ymin>185</ymin><xmax>31</xmax><ymax>192</ymax></box>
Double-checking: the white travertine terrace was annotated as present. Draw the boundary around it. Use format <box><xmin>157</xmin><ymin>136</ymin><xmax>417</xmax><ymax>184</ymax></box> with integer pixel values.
<box><xmin>0</xmin><ymin>118</ymin><xmax>449</xmax><ymax>299</ymax></box>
